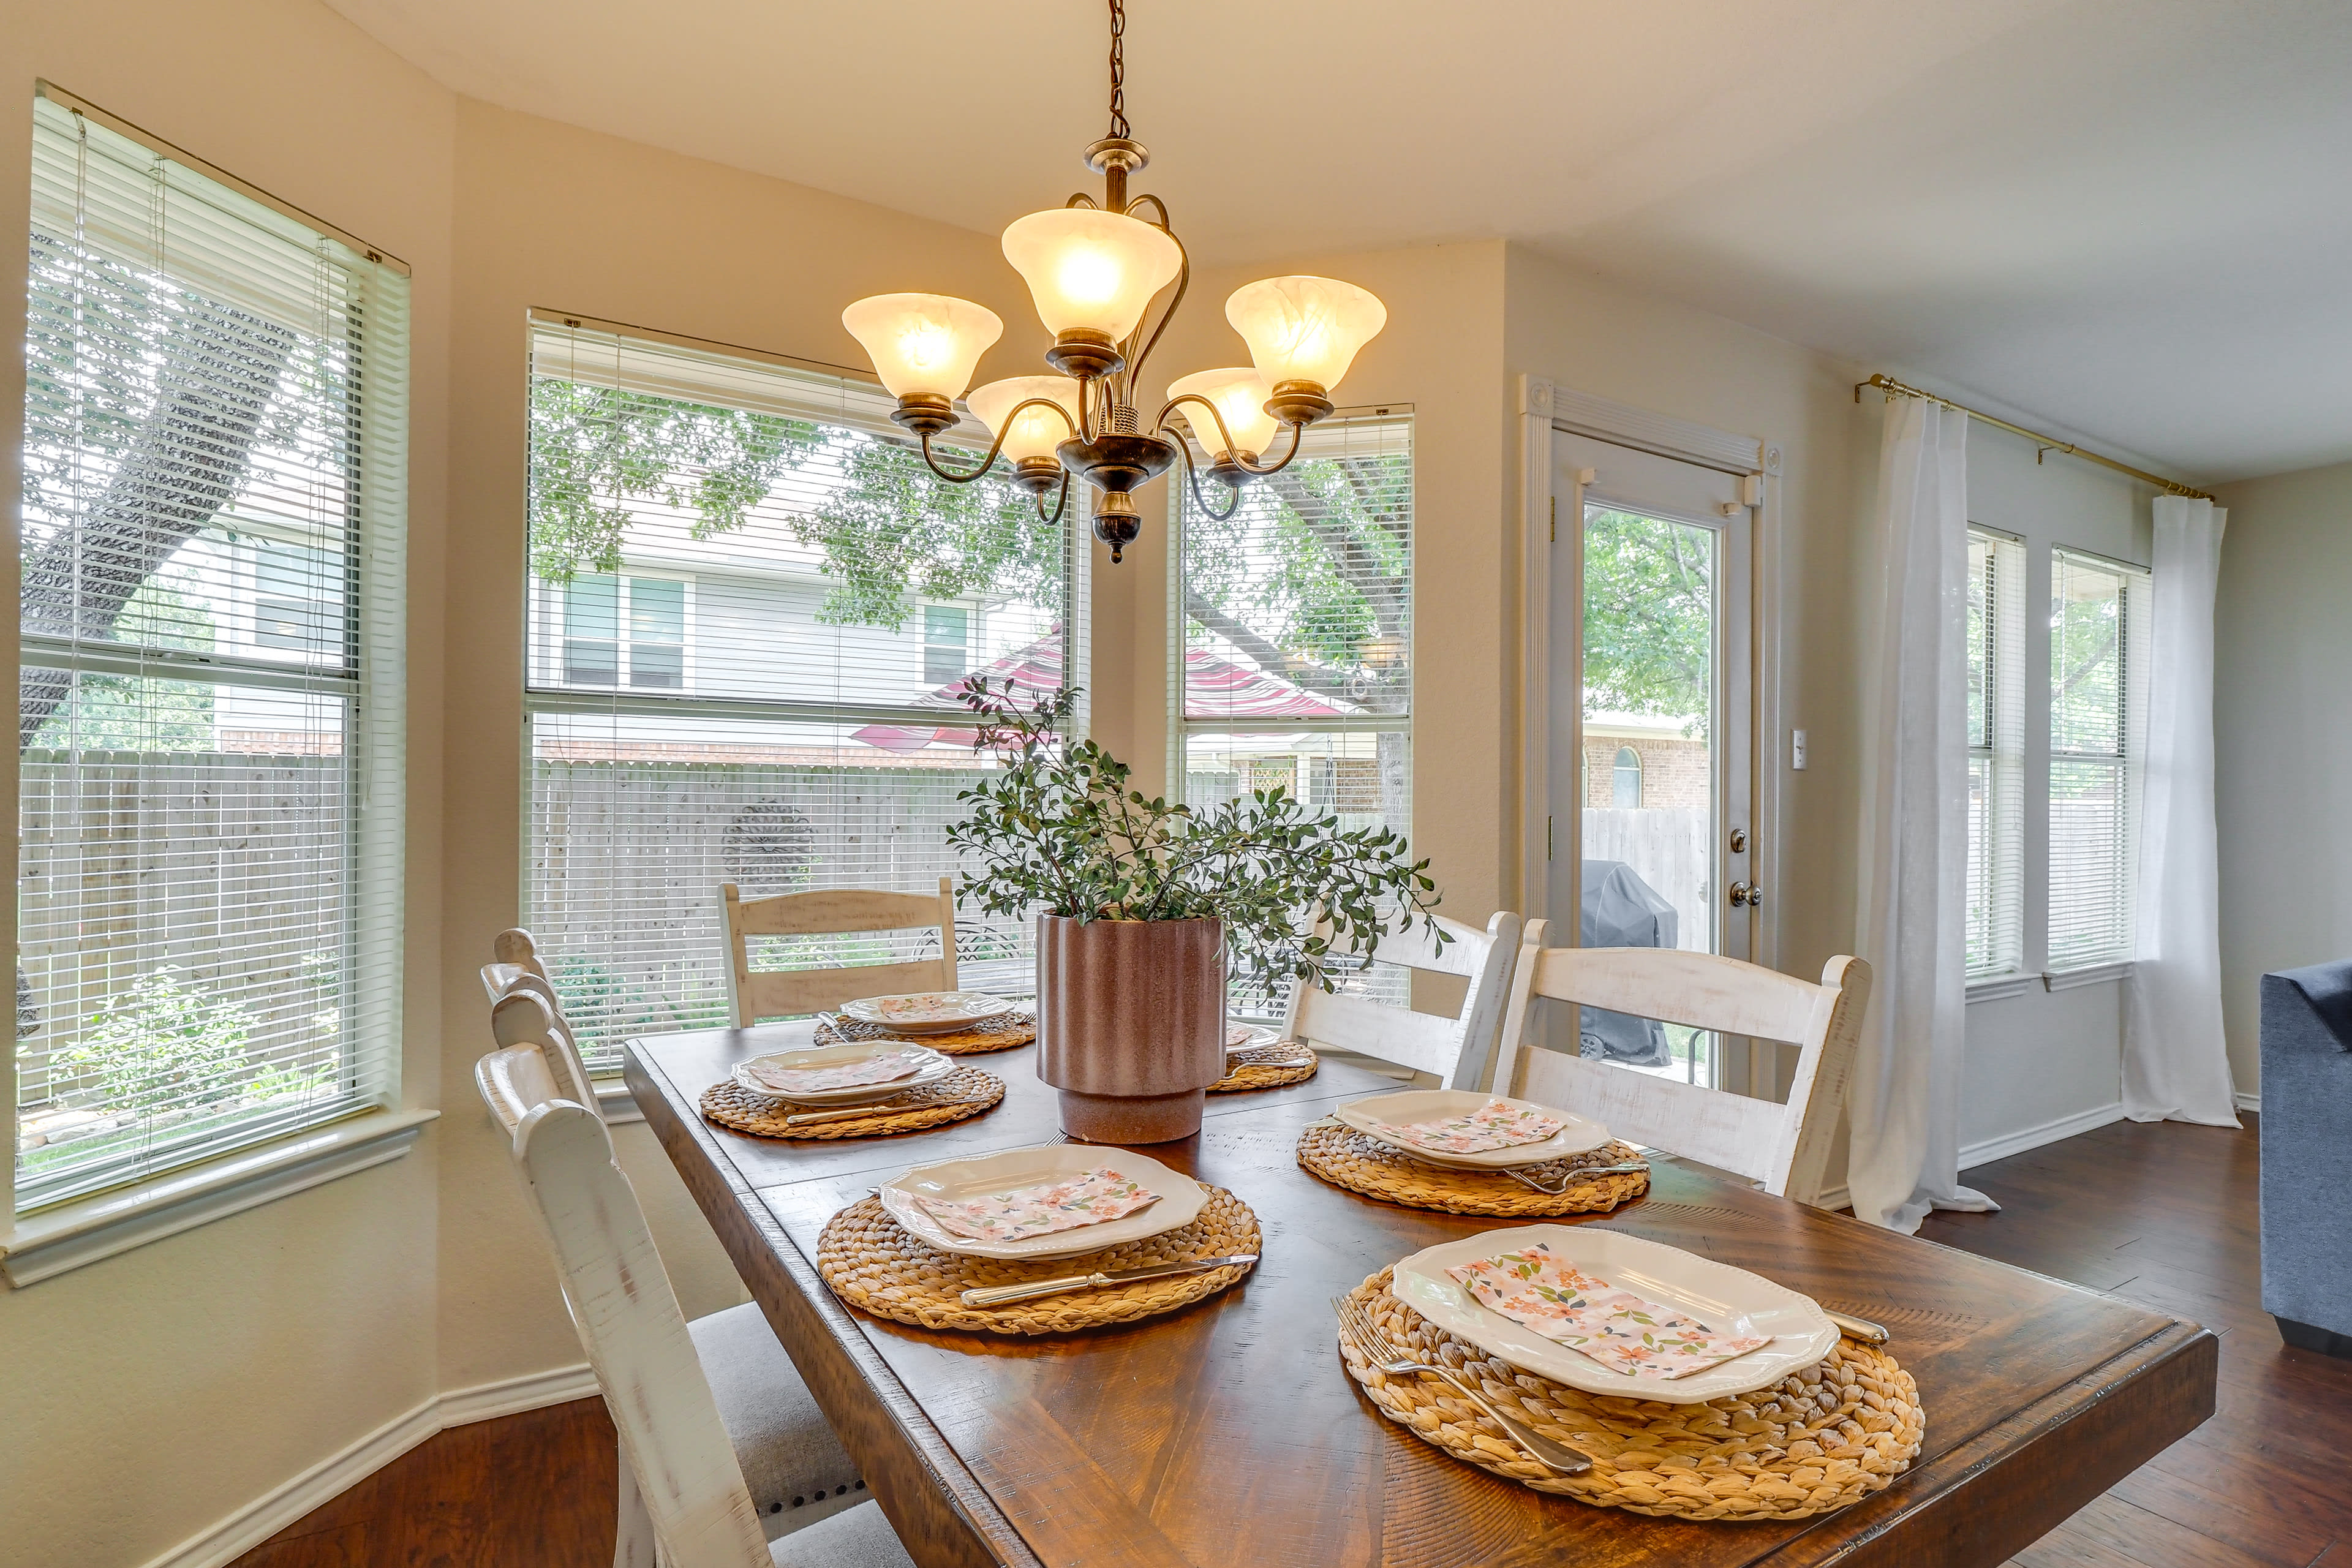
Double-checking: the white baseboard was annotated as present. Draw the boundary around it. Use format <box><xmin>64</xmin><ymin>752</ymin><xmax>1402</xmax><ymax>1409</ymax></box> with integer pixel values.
<box><xmin>2234</xmin><ymin>1091</ymin><xmax>2261</xmax><ymax>1114</ymax></box>
<box><xmin>1809</xmin><ymin>1101</ymin><xmax>2130</xmax><ymax>1217</ymax></box>
<box><xmin>142</xmin><ymin>1363</ymin><xmax>598</xmax><ymax>1568</ymax></box>
<box><xmin>438</xmin><ymin>1361</ymin><xmax>600</xmax><ymax>1427</ymax></box>
<box><xmin>1958</xmin><ymin>1101</ymin><xmax>2127</xmax><ymax>1172</ymax></box>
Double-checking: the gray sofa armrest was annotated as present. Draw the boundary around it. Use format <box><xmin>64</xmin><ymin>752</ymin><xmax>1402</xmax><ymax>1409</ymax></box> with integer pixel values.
<box><xmin>2260</xmin><ymin>964</ymin><xmax>2352</xmax><ymax>1352</ymax></box>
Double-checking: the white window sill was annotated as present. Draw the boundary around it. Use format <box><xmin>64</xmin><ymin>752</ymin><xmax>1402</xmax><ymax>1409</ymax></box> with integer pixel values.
<box><xmin>2043</xmin><ymin>960</ymin><xmax>2135</xmax><ymax>992</ymax></box>
<box><xmin>1966</xmin><ymin>973</ymin><xmax>2038</xmax><ymax>1003</ymax></box>
<box><xmin>595</xmin><ymin>1077</ymin><xmax>643</xmax><ymax>1125</ymax></box>
<box><xmin>0</xmin><ymin>1107</ymin><xmax>438</xmax><ymax>1287</ymax></box>
<box><xmin>1965</xmin><ymin>962</ymin><xmax>2136</xmax><ymax>1002</ymax></box>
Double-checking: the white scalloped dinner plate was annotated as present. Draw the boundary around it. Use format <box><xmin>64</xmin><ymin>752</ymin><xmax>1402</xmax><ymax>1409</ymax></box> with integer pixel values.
<box><xmin>839</xmin><ymin>991</ymin><xmax>1013</xmax><ymax>1033</ymax></box>
<box><xmin>880</xmin><ymin>1142</ymin><xmax>1207</xmax><ymax>1261</ymax></box>
<box><xmin>1389</xmin><ymin>1225</ymin><xmax>1840</xmax><ymax>1403</ymax></box>
<box><xmin>1335</xmin><ymin>1088</ymin><xmax>1612</xmax><ymax>1170</ymax></box>
<box><xmin>731</xmin><ymin>1041</ymin><xmax>956</xmax><ymax>1107</ymax></box>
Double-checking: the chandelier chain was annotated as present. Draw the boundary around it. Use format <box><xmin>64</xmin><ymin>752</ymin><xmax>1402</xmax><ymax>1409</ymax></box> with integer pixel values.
<box><xmin>1107</xmin><ymin>0</ymin><xmax>1129</xmax><ymax>140</ymax></box>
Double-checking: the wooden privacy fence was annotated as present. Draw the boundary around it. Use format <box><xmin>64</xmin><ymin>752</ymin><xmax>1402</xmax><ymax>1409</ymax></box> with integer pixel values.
<box><xmin>17</xmin><ymin>747</ymin><xmax>350</xmax><ymax>1105</ymax></box>
<box><xmin>527</xmin><ymin>756</ymin><xmax>1026</xmax><ymax>1060</ymax></box>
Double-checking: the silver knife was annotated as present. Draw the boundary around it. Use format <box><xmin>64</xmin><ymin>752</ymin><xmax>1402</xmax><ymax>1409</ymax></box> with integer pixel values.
<box><xmin>960</xmin><ymin>1253</ymin><xmax>1259</xmax><ymax>1308</ymax></box>
<box><xmin>1823</xmin><ymin>1308</ymin><xmax>1891</xmax><ymax>1344</ymax></box>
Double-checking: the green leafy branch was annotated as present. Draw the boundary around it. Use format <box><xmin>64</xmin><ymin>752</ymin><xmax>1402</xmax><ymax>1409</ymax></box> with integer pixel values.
<box><xmin>527</xmin><ymin>380</ymin><xmax>816</xmax><ymax>582</ymax></box>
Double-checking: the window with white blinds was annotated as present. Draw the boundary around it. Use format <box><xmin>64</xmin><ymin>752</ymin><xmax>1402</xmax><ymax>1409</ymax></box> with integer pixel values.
<box><xmin>1170</xmin><ymin>409</ymin><xmax>1412</xmax><ymax>1014</ymax></box>
<box><xmin>525</xmin><ymin>317</ymin><xmax>1088</xmax><ymax>1066</ymax></box>
<box><xmin>2048</xmin><ymin>548</ymin><xmax>2147</xmax><ymax>971</ymax></box>
<box><xmin>17</xmin><ymin>89</ymin><xmax>409</xmax><ymax>1210</ymax></box>
<box><xmin>1965</xmin><ymin>529</ymin><xmax>2026</xmax><ymax>978</ymax></box>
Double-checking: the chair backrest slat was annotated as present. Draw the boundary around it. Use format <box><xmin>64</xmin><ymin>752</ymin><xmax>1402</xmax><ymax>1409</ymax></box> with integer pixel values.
<box><xmin>475</xmin><ymin>1043</ymin><xmax>565</xmax><ymax>1134</ymax></box>
<box><xmin>483</xmin><ymin>969</ymin><xmax>603</xmax><ymax>1118</ymax></box>
<box><xmin>1281</xmin><ymin>912</ymin><xmax>1521</xmax><ymax>1090</ymax></box>
<box><xmin>722</xmin><ymin>878</ymin><xmax>960</xmax><ymax>1026</ymax></box>
<box><xmin>507</xmin><ymin>1099</ymin><xmax>770</xmax><ymax>1568</ymax></box>
<box><xmin>1488</xmin><ymin>919</ymin><xmax>1870</xmax><ymax>1205</ymax></box>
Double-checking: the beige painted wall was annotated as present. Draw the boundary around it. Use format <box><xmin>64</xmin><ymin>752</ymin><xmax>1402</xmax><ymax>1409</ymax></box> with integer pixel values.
<box><xmin>2212</xmin><ymin>459</ymin><xmax>2352</xmax><ymax>1098</ymax></box>
<box><xmin>0</xmin><ymin>1</ymin><xmax>455</xmax><ymax>1564</ymax></box>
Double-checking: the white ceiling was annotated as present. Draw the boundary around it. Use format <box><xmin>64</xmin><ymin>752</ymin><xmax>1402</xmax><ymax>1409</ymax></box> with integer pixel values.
<box><xmin>324</xmin><ymin>0</ymin><xmax>2352</xmax><ymax>482</ymax></box>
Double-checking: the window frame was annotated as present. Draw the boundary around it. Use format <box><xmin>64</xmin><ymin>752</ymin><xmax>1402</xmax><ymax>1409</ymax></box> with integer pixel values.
<box><xmin>1965</xmin><ymin>526</ymin><xmax>2027</xmax><ymax>981</ymax></box>
<box><xmin>1166</xmin><ymin>406</ymin><xmax>1414</xmax><ymax>1017</ymax></box>
<box><xmin>519</xmin><ymin>312</ymin><xmax>1091</xmax><ymax>1071</ymax></box>
<box><xmin>2045</xmin><ymin>545</ymin><xmax>2149</xmax><ymax>975</ymax></box>
<box><xmin>11</xmin><ymin>83</ymin><xmax>410</xmax><ymax>1226</ymax></box>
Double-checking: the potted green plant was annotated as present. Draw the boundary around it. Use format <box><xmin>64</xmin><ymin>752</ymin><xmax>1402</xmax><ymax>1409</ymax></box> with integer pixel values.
<box><xmin>948</xmin><ymin>679</ymin><xmax>1444</xmax><ymax>1142</ymax></box>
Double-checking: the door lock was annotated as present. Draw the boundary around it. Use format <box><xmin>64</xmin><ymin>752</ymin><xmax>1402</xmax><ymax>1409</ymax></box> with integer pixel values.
<box><xmin>1728</xmin><ymin>827</ymin><xmax>1747</xmax><ymax>854</ymax></box>
<box><xmin>1728</xmin><ymin>881</ymin><xmax>1763</xmax><ymax>908</ymax></box>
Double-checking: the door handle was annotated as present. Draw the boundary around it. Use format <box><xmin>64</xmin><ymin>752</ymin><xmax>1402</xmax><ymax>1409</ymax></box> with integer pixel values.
<box><xmin>1728</xmin><ymin>881</ymin><xmax>1764</xmax><ymax>908</ymax></box>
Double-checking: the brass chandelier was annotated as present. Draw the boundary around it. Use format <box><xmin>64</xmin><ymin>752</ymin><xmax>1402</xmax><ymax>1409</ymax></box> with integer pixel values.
<box><xmin>840</xmin><ymin>0</ymin><xmax>1387</xmax><ymax>563</ymax></box>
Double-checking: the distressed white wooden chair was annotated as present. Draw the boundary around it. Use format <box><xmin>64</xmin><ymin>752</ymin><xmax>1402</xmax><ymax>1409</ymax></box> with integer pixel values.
<box><xmin>479</xmin><ymin>1013</ymin><xmax>893</xmax><ymax>1558</ymax></box>
<box><xmin>720</xmin><ymin>878</ymin><xmax>959</xmax><ymax>1026</ymax></box>
<box><xmin>1488</xmin><ymin>918</ymin><xmax>1872</xmax><ymax>1207</ymax></box>
<box><xmin>1279</xmin><ymin>911</ymin><xmax>1522</xmax><ymax>1091</ymax></box>
<box><xmin>483</xmin><ymin>967</ymin><xmax>602</xmax><ymax>1117</ymax></box>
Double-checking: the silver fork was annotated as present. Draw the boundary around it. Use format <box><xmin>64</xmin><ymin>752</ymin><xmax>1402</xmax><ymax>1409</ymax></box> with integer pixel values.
<box><xmin>1332</xmin><ymin>1295</ymin><xmax>1592</xmax><ymax>1474</ymax></box>
<box><xmin>1502</xmin><ymin>1158</ymin><xmax>1650</xmax><ymax>1195</ymax></box>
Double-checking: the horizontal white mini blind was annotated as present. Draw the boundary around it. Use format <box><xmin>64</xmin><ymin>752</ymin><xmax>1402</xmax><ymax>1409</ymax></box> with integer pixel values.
<box><xmin>1965</xmin><ymin>529</ymin><xmax>2026</xmax><ymax>978</ymax></box>
<box><xmin>18</xmin><ymin>90</ymin><xmax>408</xmax><ymax>1210</ymax></box>
<box><xmin>526</xmin><ymin>318</ymin><xmax>1088</xmax><ymax>1065</ymax></box>
<box><xmin>2048</xmin><ymin>548</ymin><xmax>2146</xmax><ymax>971</ymax></box>
<box><xmin>1172</xmin><ymin>410</ymin><xmax>1412</xmax><ymax>1014</ymax></box>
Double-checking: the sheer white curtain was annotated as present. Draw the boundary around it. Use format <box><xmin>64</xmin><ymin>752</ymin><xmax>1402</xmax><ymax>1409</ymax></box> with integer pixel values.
<box><xmin>2124</xmin><ymin>497</ymin><xmax>2241</xmax><ymax>1125</ymax></box>
<box><xmin>1849</xmin><ymin>398</ymin><xmax>1999</xmax><ymax>1232</ymax></box>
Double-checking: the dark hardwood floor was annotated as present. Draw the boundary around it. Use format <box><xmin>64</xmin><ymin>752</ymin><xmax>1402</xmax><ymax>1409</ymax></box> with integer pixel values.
<box><xmin>232</xmin><ymin>1114</ymin><xmax>2345</xmax><ymax>1567</ymax></box>
<box><xmin>232</xmin><ymin>1396</ymin><xmax>619</xmax><ymax>1567</ymax></box>
<box><xmin>1919</xmin><ymin>1114</ymin><xmax>2351</xmax><ymax>1568</ymax></box>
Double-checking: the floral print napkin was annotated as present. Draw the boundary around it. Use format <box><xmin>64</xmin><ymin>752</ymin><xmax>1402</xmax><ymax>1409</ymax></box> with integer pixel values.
<box><xmin>745</xmin><ymin>1048</ymin><xmax>930</xmax><ymax>1094</ymax></box>
<box><xmin>1385</xmin><ymin>1099</ymin><xmax>1566</xmax><ymax>1154</ymax></box>
<box><xmin>1446</xmin><ymin>1242</ymin><xmax>1774</xmax><ymax>1379</ymax></box>
<box><xmin>916</xmin><ymin>1167</ymin><xmax>1161</xmax><ymax>1243</ymax></box>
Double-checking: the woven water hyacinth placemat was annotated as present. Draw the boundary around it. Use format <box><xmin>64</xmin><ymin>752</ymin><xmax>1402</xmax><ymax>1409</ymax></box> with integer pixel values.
<box><xmin>816</xmin><ymin>1188</ymin><xmax>1261</xmax><ymax>1335</ymax></box>
<box><xmin>699</xmin><ymin>1066</ymin><xmax>1004</xmax><ymax>1140</ymax></box>
<box><xmin>1209</xmin><ymin>1042</ymin><xmax>1319</xmax><ymax>1093</ymax></box>
<box><xmin>1298</xmin><ymin>1121</ymin><xmax>1649</xmax><ymax>1216</ymax></box>
<box><xmin>813</xmin><ymin>1011</ymin><xmax>1035</xmax><ymax>1055</ymax></box>
<box><xmin>1337</xmin><ymin>1269</ymin><xmax>1923</xmax><ymax>1520</ymax></box>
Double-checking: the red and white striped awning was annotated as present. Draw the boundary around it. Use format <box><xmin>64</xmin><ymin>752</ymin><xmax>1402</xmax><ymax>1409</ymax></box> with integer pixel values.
<box><xmin>854</xmin><ymin>629</ymin><xmax>1349</xmax><ymax>753</ymax></box>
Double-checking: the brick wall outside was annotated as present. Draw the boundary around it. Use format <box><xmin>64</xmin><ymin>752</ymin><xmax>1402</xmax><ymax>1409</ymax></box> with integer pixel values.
<box><xmin>1583</xmin><ymin>736</ymin><xmax>1710</xmax><ymax>811</ymax></box>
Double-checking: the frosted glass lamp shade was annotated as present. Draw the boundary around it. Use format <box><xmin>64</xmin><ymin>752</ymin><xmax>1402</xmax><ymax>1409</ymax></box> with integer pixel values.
<box><xmin>1001</xmin><ymin>208</ymin><xmax>1183</xmax><ymax>341</ymax></box>
<box><xmin>1165</xmin><ymin>368</ymin><xmax>1280</xmax><ymax>460</ymax></box>
<box><xmin>1224</xmin><ymin>276</ymin><xmax>1387</xmax><ymax>393</ymax></box>
<box><xmin>965</xmin><ymin>376</ymin><xmax>1084</xmax><ymax>464</ymax></box>
<box><xmin>842</xmin><ymin>293</ymin><xmax>1003</xmax><ymax>400</ymax></box>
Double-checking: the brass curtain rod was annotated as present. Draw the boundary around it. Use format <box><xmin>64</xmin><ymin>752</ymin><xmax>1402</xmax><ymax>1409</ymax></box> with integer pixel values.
<box><xmin>1855</xmin><ymin>372</ymin><xmax>2212</xmax><ymax>500</ymax></box>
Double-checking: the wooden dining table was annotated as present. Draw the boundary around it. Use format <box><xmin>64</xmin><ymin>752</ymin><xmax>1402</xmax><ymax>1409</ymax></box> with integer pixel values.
<box><xmin>628</xmin><ymin>1024</ymin><xmax>2217</xmax><ymax>1568</ymax></box>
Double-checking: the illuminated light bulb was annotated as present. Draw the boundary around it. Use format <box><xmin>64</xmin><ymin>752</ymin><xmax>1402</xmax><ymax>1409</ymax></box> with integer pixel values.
<box><xmin>965</xmin><ymin>376</ymin><xmax>1084</xmax><ymax>465</ymax></box>
<box><xmin>1223</xmin><ymin>276</ymin><xmax>1387</xmax><ymax>394</ymax></box>
<box><xmin>1165</xmin><ymin>368</ymin><xmax>1280</xmax><ymax>461</ymax></box>
<box><xmin>840</xmin><ymin>293</ymin><xmax>1003</xmax><ymax>400</ymax></box>
<box><xmin>1001</xmin><ymin>208</ymin><xmax>1183</xmax><ymax>341</ymax></box>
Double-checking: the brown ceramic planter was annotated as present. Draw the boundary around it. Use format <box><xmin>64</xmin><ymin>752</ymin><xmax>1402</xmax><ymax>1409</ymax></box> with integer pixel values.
<box><xmin>1034</xmin><ymin>914</ymin><xmax>1226</xmax><ymax>1144</ymax></box>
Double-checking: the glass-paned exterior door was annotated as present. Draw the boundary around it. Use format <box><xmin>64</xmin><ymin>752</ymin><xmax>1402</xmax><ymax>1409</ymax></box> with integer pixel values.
<box><xmin>1550</xmin><ymin>434</ymin><xmax>1754</xmax><ymax>1090</ymax></box>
